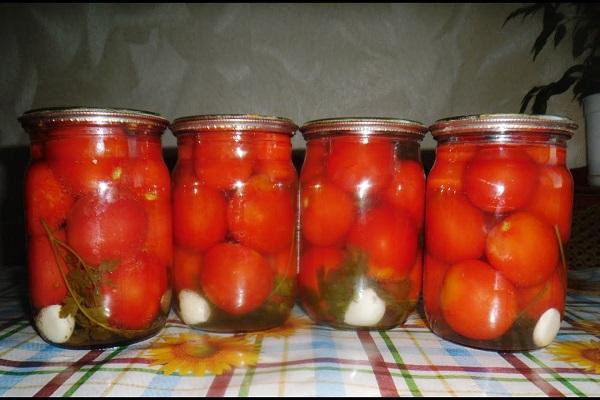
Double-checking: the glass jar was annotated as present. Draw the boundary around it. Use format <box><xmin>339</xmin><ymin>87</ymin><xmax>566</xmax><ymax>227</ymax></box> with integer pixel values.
<box><xmin>170</xmin><ymin>114</ymin><xmax>298</xmax><ymax>332</ymax></box>
<box><xmin>20</xmin><ymin>107</ymin><xmax>172</xmax><ymax>348</ymax></box>
<box><xmin>425</xmin><ymin>114</ymin><xmax>577</xmax><ymax>351</ymax></box>
<box><xmin>298</xmin><ymin>118</ymin><xmax>427</xmax><ymax>329</ymax></box>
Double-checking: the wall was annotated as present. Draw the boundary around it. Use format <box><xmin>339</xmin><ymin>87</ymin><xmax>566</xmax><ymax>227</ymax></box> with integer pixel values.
<box><xmin>0</xmin><ymin>3</ymin><xmax>589</xmax><ymax>266</ymax></box>
<box><xmin>0</xmin><ymin>3</ymin><xmax>587</xmax><ymax>164</ymax></box>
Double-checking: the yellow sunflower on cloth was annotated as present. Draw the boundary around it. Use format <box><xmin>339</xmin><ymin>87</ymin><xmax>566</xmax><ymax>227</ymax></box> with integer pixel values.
<box><xmin>252</xmin><ymin>315</ymin><xmax>313</xmax><ymax>338</ymax></box>
<box><xmin>145</xmin><ymin>333</ymin><xmax>258</xmax><ymax>376</ymax></box>
<box><xmin>547</xmin><ymin>340</ymin><xmax>600</xmax><ymax>374</ymax></box>
<box><xmin>572</xmin><ymin>320</ymin><xmax>600</xmax><ymax>337</ymax></box>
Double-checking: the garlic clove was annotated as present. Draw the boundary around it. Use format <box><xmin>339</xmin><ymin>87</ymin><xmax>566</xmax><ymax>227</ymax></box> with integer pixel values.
<box><xmin>533</xmin><ymin>308</ymin><xmax>561</xmax><ymax>348</ymax></box>
<box><xmin>343</xmin><ymin>286</ymin><xmax>386</xmax><ymax>327</ymax></box>
<box><xmin>35</xmin><ymin>304</ymin><xmax>75</xmax><ymax>344</ymax></box>
<box><xmin>178</xmin><ymin>289</ymin><xmax>211</xmax><ymax>325</ymax></box>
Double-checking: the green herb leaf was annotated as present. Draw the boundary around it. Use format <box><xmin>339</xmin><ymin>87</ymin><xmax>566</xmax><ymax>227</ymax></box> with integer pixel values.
<box><xmin>40</xmin><ymin>219</ymin><xmax>152</xmax><ymax>342</ymax></box>
<box><xmin>318</xmin><ymin>248</ymin><xmax>369</xmax><ymax>323</ymax></box>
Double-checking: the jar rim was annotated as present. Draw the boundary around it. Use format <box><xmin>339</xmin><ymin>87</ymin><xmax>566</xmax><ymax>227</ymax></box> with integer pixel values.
<box><xmin>300</xmin><ymin>117</ymin><xmax>427</xmax><ymax>139</ymax></box>
<box><xmin>170</xmin><ymin>114</ymin><xmax>298</xmax><ymax>136</ymax></box>
<box><xmin>429</xmin><ymin>113</ymin><xmax>577</xmax><ymax>138</ymax></box>
<box><xmin>18</xmin><ymin>107</ymin><xmax>169</xmax><ymax>133</ymax></box>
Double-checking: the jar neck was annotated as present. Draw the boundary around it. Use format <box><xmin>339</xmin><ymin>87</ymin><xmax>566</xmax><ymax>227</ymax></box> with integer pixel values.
<box><xmin>434</xmin><ymin>132</ymin><xmax>570</xmax><ymax>147</ymax></box>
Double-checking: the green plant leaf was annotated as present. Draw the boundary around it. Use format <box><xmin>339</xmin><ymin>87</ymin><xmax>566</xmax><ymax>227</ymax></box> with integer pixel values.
<box><xmin>503</xmin><ymin>3</ymin><xmax>545</xmax><ymax>27</ymax></box>
<box><xmin>520</xmin><ymin>85</ymin><xmax>544</xmax><ymax>113</ymax></box>
<box><xmin>554</xmin><ymin>24</ymin><xmax>566</xmax><ymax>47</ymax></box>
<box><xmin>532</xmin><ymin>5</ymin><xmax>563</xmax><ymax>60</ymax></box>
<box><xmin>530</xmin><ymin>64</ymin><xmax>584</xmax><ymax>113</ymax></box>
<box><xmin>573</xmin><ymin>24</ymin><xmax>589</xmax><ymax>58</ymax></box>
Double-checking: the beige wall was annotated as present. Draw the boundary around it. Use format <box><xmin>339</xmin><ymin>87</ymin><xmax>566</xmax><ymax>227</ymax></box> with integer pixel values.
<box><xmin>0</xmin><ymin>3</ymin><xmax>587</xmax><ymax>167</ymax></box>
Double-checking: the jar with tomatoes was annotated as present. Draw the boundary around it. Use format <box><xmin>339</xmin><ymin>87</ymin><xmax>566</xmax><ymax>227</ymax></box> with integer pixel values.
<box><xmin>425</xmin><ymin>114</ymin><xmax>577</xmax><ymax>351</ymax></box>
<box><xmin>170</xmin><ymin>114</ymin><xmax>298</xmax><ymax>332</ymax></box>
<box><xmin>298</xmin><ymin>118</ymin><xmax>427</xmax><ymax>329</ymax></box>
<box><xmin>20</xmin><ymin>107</ymin><xmax>172</xmax><ymax>348</ymax></box>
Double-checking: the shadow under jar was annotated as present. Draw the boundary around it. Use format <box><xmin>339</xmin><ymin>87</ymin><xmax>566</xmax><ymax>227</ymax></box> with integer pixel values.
<box><xmin>170</xmin><ymin>114</ymin><xmax>298</xmax><ymax>332</ymax></box>
<box><xmin>298</xmin><ymin>118</ymin><xmax>427</xmax><ymax>329</ymax></box>
<box><xmin>425</xmin><ymin>113</ymin><xmax>577</xmax><ymax>351</ymax></box>
<box><xmin>20</xmin><ymin>107</ymin><xmax>172</xmax><ymax>348</ymax></box>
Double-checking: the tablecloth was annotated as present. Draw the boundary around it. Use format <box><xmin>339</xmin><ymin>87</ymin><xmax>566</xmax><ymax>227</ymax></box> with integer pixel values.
<box><xmin>1</xmin><ymin>265</ymin><xmax>599</xmax><ymax>397</ymax></box>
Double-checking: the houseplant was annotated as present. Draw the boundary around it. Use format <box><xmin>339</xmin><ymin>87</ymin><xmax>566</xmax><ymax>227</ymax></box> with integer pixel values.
<box><xmin>504</xmin><ymin>3</ymin><xmax>600</xmax><ymax>185</ymax></box>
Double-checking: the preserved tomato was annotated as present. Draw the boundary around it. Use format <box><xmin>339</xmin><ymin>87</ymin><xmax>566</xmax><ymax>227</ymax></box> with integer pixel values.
<box><xmin>170</xmin><ymin>114</ymin><xmax>298</xmax><ymax>332</ymax></box>
<box><xmin>425</xmin><ymin>114</ymin><xmax>576</xmax><ymax>350</ymax></box>
<box><xmin>20</xmin><ymin>107</ymin><xmax>171</xmax><ymax>348</ymax></box>
<box><xmin>298</xmin><ymin>118</ymin><xmax>427</xmax><ymax>329</ymax></box>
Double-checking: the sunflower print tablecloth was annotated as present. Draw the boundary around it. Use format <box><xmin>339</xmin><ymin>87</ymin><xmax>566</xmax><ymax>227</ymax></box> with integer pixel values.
<box><xmin>1</xmin><ymin>265</ymin><xmax>600</xmax><ymax>397</ymax></box>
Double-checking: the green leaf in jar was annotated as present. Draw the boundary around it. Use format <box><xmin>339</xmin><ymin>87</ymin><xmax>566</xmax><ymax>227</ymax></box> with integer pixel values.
<box><xmin>318</xmin><ymin>248</ymin><xmax>369</xmax><ymax>323</ymax></box>
<box><xmin>262</xmin><ymin>276</ymin><xmax>295</xmax><ymax>316</ymax></box>
<box><xmin>40</xmin><ymin>219</ymin><xmax>154</xmax><ymax>341</ymax></box>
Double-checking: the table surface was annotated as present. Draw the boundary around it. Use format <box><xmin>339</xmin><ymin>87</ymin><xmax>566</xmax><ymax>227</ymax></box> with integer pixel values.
<box><xmin>1</xmin><ymin>266</ymin><xmax>600</xmax><ymax>397</ymax></box>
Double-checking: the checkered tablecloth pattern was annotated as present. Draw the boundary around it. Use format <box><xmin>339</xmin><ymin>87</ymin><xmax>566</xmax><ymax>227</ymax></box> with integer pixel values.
<box><xmin>1</xmin><ymin>265</ymin><xmax>599</xmax><ymax>397</ymax></box>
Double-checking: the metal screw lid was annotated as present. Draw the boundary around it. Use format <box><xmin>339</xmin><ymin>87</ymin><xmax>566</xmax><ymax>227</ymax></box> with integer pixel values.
<box><xmin>300</xmin><ymin>117</ymin><xmax>427</xmax><ymax>140</ymax></box>
<box><xmin>170</xmin><ymin>114</ymin><xmax>298</xmax><ymax>136</ymax></box>
<box><xmin>19</xmin><ymin>107</ymin><xmax>169</xmax><ymax>132</ymax></box>
<box><xmin>429</xmin><ymin>113</ymin><xmax>577</xmax><ymax>139</ymax></box>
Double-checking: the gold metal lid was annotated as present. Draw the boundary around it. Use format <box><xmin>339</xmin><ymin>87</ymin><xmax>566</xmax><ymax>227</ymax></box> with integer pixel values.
<box><xmin>300</xmin><ymin>117</ymin><xmax>427</xmax><ymax>139</ymax></box>
<box><xmin>429</xmin><ymin>113</ymin><xmax>577</xmax><ymax>139</ymax></box>
<box><xmin>19</xmin><ymin>107</ymin><xmax>169</xmax><ymax>133</ymax></box>
<box><xmin>170</xmin><ymin>114</ymin><xmax>298</xmax><ymax>136</ymax></box>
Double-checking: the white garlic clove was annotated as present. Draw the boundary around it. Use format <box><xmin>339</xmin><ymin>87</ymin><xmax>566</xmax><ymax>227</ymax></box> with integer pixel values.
<box><xmin>35</xmin><ymin>305</ymin><xmax>75</xmax><ymax>344</ymax></box>
<box><xmin>343</xmin><ymin>286</ymin><xmax>386</xmax><ymax>327</ymax></box>
<box><xmin>533</xmin><ymin>308</ymin><xmax>561</xmax><ymax>348</ymax></box>
<box><xmin>178</xmin><ymin>289</ymin><xmax>211</xmax><ymax>325</ymax></box>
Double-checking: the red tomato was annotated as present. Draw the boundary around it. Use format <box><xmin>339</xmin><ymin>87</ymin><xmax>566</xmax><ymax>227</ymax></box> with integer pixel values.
<box><xmin>441</xmin><ymin>259</ymin><xmax>518</xmax><ymax>340</ymax></box>
<box><xmin>172</xmin><ymin>246</ymin><xmax>202</xmax><ymax>293</ymax></box>
<box><xmin>120</xmin><ymin>157</ymin><xmax>171</xmax><ymax>200</ymax></box>
<box><xmin>425</xmin><ymin>193</ymin><xmax>486</xmax><ymax>264</ymax></box>
<box><xmin>300</xmin><ymin>139</ymin><xmax>328</xmax><ymax>184</ymax></box>
<box><xmin>45</xmin><ymin>129</ymin><xmax>129</xmax><ymax>159</ymax></box>
<box><xmin>300</xmin><ymin>180</ymin><xmax>355</xmax><ymax>246</ymax></box>
<box><xmin>426</xmin><ymin>144</ymin><xmax>477</xmax><ymax>195</ymax></box>
<box><xmin>200</xmin><ymin>243</ymin><xmax>274</xmax><ymax>315</ymax></box>
<box><xmin>525</xmin><ymin>144</ymin><xmax>566</xmax><ymax>165</ymax></box>
<box><xmin>127</xmin><ymin>136</ymin><xmax>164</xmax><ymax>160</ymax></box>
<box><xmin>298</xmin><ymin>246</ymin><xmax>344</xmax><ymax>294</ymax></box>
<box><xmin>25</xmin><ymin>161</ymin><xmax>73</xmax><ymax>236</ymax></box>
<box><xmin>463</xmin><ymin>146</ymin><xmax>538</xmax><ymax>213</ymax></box>
<box><xmin>408</xmin><ymin>251</ymin><xmax>423</xmax><ymax>302</ymax></box>
<box><xmin>30</xmin><ymin>142</ymin><xmax>44</xmax><ymax>160</ymax></box>
<box><xmin>228</xmin><ymin>175</ymin><xmax>295</xmax><ymax>253</ymax></box>
<box><xmin>193</xmin><ymin>136</ymin><xmax>253</xmax><ymax>190</ymax></box>
<box><xmin>384</xmin><ymin>160</ymin><xmax>425</xmax><ymax>230</ymax></box>
<box><xmin>347</xmin><ymin>205</ymin><xmax>418</xmax><ymax>281</ymax></box>
<box><xmin>46</xmin><ymin>133</ymin><xmax>128</xmax><ymax>195</ymax></box>
<box><xmin>251</xmin><ymin>132</ymin><xmax>292</xmax><ymax>160</ymax></box>
<box><xmin>102</xmin><ymin>253</ymin><xmax>167</xmax><ymax>330</ymax></box>
<box><xmin>66</xmin><ymin>194</ymin><xmax>148</xmax><ymax>266</ymax></box>
<box><xmin>171</xmin><ymin>159</ymin><xmax>194</xmax><ymax>188</ymax></box>
<box><xmin>269</xmin><ymin>245</ymin><xmax>297</xmax><ymax>278</ymax></box>
<box><xmin>172</xmin><ymin>178</ymin><xmax>227</xmax><ymax>251</ymax></box>
<box><xmin>254</xmin><ymin>159</ymin><xmax>297</xmax><ymax>185</ymax></box>
<box><xmin>486</xmin><ymin>212</ymin><xmax>559</xmax><ymax>287</ymax></box>
<box><xmin>325</xmin><ymin>136</ymin><xmax>393</xmax><ymax>194</ymax></box>
<box><xmin>142</xmin><ymin>196</ymin><xmax>172</xmax><ymax>267</ymax></box>
<box><xmin>525</xmin><ymin>165</ymin><xmax>573</xmax><ymax>243</ymax></box>
<box><xmin>517</xmin><ymin>266</ymin><xmax>565</xmax><ymax>320</ymax></box>
<box><xmin>176</xmin><ymin>136</ymin><xmax>194</xmax><ymax>161</ymax></box>
<box><xmin>28</xmin><ymin>231</ymin><xmax>68</xmax><ymax>309</ymax></box>
<box><xmin>423</xmin><ymin>254</ymin><xmax>450</xmax><ymax>317</ymax></box>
